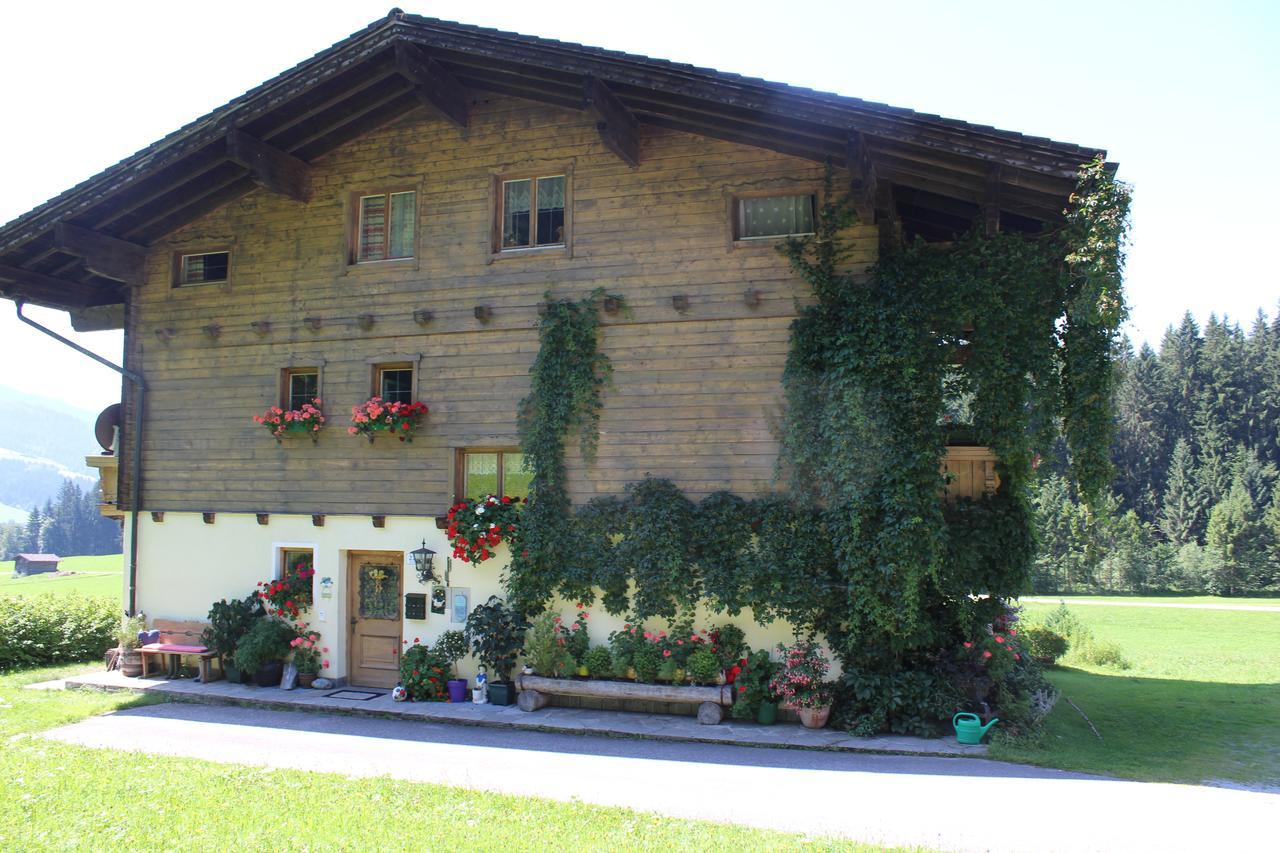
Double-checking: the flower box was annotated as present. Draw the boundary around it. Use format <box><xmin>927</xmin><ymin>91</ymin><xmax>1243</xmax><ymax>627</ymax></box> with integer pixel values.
<box><xmin>253</xmin><ymin>398</ymin><xmax>325</xmax><ymax>442</ymax></box>
<box><xmin>348</xmin><ymin>397</ymin><xmax>428</xmax><ymax>442</ymax></box>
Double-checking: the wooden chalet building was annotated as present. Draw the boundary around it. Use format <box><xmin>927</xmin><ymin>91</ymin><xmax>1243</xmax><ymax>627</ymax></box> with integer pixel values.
<box><xmin>0</xmin><ymin>12</ymin><xmax>1107</xmax><ymax>687</ymax></box>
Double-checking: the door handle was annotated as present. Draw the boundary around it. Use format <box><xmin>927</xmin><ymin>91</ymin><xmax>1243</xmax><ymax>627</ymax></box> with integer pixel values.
<box><xmin>350</xmin><ymin>615</ymin><xmax>358</xmax><ymax>627</ymax></box>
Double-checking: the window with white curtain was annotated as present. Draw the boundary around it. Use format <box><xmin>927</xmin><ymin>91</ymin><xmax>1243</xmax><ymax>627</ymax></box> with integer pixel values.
<box><xmin>353</xmin><ymin>190</ymin><xmax>416</xmax><ymax>263</ymax></box>
<box><xmin>736</xmin><ymin>194</ymin><xmax>816</xmax><ymax>240</ymax></box>
<box><xmin>499</xmin><ymin>175</ymin><xmax>566</xmax><ymax>250</ymax></box>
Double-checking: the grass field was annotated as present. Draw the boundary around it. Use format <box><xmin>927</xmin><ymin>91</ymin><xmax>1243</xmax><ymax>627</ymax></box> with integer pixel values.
<box><xmin>0</xmin><ymin>665</ymin><xmax>883</xmax><ymax>851</ymax></box>
<box><xmin>0</xmin><ymin>554</ymin><xmax>121</xmax><ymax>600</ymax></box>
<box><xmin>991</xmin><ymin>601</ymin><xmax>1280</xmax><ymax>785</ymax></box>
<box><xmin>1022</xmin><ymin>593</ymin><xmax>1280</xmax><ymax>607</ymax></box>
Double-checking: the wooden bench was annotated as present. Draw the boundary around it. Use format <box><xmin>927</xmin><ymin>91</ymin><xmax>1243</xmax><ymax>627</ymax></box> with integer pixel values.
<box><xmin>139</xmin><ymin>619</ymin><xmax>221</xmax><ymax>682</ymax></box>
<box><xmin>515</xmin><ymin>674</ymin><xmax>735</xmax><ymax>724</ymax></box>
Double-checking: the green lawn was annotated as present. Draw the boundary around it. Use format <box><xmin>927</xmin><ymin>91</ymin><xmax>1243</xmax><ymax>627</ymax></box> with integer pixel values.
<box><xmin>991</xmin><ymin>602</ymin><xmax>1280</xmax><ymax>785</ymax></box>
<box><xmin>0</xmin><ymin>666</ymin><xmax>888</xmax><ymax>851</ymax></box>
<box><xmin>1020</xmin><ymin>593</ymin><xmax>1280</xmax><ymax>607</ymax></box>
<box><xmin>0</xmin><ymin>554</ymin><xmax>122</xmax><ymax>600</ymax></box>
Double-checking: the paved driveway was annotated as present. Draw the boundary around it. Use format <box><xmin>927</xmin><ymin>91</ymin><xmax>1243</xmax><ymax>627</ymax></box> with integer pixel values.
<box><xmin>44</xmin><ymin>703</ymin><xmax>1275</xmax><ymax>852</ymax></box>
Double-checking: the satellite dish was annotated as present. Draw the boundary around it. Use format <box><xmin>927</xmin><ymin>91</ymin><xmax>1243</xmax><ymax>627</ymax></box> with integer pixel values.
<box><xmin>94</xmin><ymin>404</ymin><xmax>122</xmax><ymax>454</ymax></box>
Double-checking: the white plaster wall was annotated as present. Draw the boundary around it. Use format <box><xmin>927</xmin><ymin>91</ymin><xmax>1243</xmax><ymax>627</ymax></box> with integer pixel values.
<box><xmin>126</xmin><ymin>511</ymin><xmax>828</xmax><ymax>684</ymax></box>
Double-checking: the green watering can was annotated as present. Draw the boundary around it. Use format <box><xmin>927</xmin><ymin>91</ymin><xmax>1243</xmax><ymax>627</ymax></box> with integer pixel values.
<box><xmin>953</xmin><ymin>712</ymin><xmax>998</xmax><ymax>744</ymax></box>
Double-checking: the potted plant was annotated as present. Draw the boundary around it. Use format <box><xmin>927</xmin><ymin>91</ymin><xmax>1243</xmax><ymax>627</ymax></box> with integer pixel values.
<box><xmin>770</xmin><ymin>640</ymin><xmax>834</xmax><ymax>728</ymax></box>
<box><xmin>561</xmin><ymin>606</ymin><xmax>591</xmax><ymax>675</ymax></box>
<box><xmin>632</xmin><ymin>635</ymin><xmax>663</xmax><ymax>684</ymax></box>
<box><xmin>710</xmin><ymin>623</ymin><xmax>746</xmax><ymax>678</ymax></box>
<box><xmin>524</xmin><ymin>612</ymin><xmax>574</xmax><ymax>677</ymax></box>
<box><xmin>290</xmin><ymin>629</ymin><xmax>323</xmax><ymax>687</ymax></box>
<box><xmin>202</xmin><ymin>594</ymin><xmax>265</xmax><ymax>683</ymax></box>
<box><xmin>401</xmin><ymin>640</ymin><xmax>448</xmax><ymax>701</ymax></box>
<box><xmin>608</xmin><ymin>622</ymin><xmax>642</xmax><ymax>679</ymax></box>
<box><xmin>581</xmin><ymin>645</ymin><xmax>614</xmax><ymax>678</ymax></box>
<box><xmin>464</xmin><ymin>596</ymin><xmax>528</xmax><ymax>705</ymax></box>
<box><xmin>233</xmin><ymin>617</ymin><xmax>298</xmax><ymax>687</ymax></box>
<box><xmin>687</xmin><ymin>647</ymin><xmax>721</xmax><ymax>686</ymax></box>
<box><xmin>256</xmin><ymin>557</ymin><xmax>315</xmax><ymax>621</ymax></box>
<box><xmin>445</xmin><ymin>495</ymin><xmax>522</xmax><ymax>564</ymax></box>
<box><xmin>252</xmin><ymin>397</ymin><xmax>325</xmax><ymax>442</ymax></box>
<box><xmin>730</xmin><ymin>649</ymin><xmax>779</xmax><ymax>724</ymax></box>
<box><xmin>347</xmin><ymin>396</ymin><xmax>428</xmax><ymax>442</ymax></box>
<box><xmin>116</xmin><ymin>614</ymin><xmax>146</xmax><ymax>677</ymax></box>
<box><xmin>436</xmin><ymin>630</ymin><xmax>470</xmax><ymax>702</ymax></box>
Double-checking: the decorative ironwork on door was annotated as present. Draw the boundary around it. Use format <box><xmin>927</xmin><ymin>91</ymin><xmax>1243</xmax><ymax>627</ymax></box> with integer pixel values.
<box><xmin>358</xmin><ymin>564</ymin><xmax>399</xmax><ymax>619</ymax></box>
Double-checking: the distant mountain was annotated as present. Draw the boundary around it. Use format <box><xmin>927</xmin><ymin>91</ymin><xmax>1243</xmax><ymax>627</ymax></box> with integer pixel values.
<box><xmin>0</xmin><ymin>386</ymin><xmax>103</xmax><ymax>515</ymax></box>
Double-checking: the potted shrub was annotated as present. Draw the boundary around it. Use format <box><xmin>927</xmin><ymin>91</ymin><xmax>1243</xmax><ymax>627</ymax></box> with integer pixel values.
<box><xmin>730</xmin><ymin>649</ymin><xmax>779</xmax><ymax>724</ymax></box>
<box><xmin>401</xmin><ymin>641</ymin><xmax>448</xmax><ymax>701</ymax></box>
<box><xmin>116</xmin><ymin>614</ymin><xmax>146</xmax><ymax>677</ymax></box>
<box><xmin>632</xmin><ymin>635</ymin><xmax>663</xmax><ymax>684</ymax></box>
<box><xmin>202</xmin><ymin>594</ymin><xmax>265</xmax><ymax>683</ymax></box>
<box><xmin>524</xmin><ymin>612</ymin><xmax>573</xmax><ymax>677</ymax></box>
<box><xmin>436</xmin><ymin>630</ymin><xmax>470</xmax><ymax>702</ymax></box>
<box><xmin>687</xmin><ymin>647</ymin><xmax>721</xmax><ymax>686</ymax></box>
<box><xmin>464</xmin><ymin>596</ymin><xmax>528</xmax><ymax>706</ymax></box>
<box><xmin>582</xmin><ymin>645</ymin><xmax>614</xmax><ymax>678</ymax></box>
<box><xmin>233</xmin><ymin>618</ymin><xmax>298</xmax><ymax>687</ymax></box>
<box><xmin>770</xmin><ymin>640</ymin><xmax>834</xmax><ymax>728</ymax></box>
<box><xmin>608</xmin><ymin>622</ymin><xmax>642</xmax><ymax>679</ymax></box>
<box><xmin>710</xmin><ymin>623</ymin><xmax>746</xmax><ymax>678</ymax></box>
<box><xmin>290</xmin><ymin>629</ymin><xmax>323</xmax><ymax>687</ymax></box>
<box><xmin>561</xmin><ymin>607</ymin><xmax>591</xmax><ymax>675</ymax></box>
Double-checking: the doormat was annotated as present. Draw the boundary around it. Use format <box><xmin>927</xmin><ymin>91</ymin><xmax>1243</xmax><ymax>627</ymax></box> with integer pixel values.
<box><xmin>324</xmin><ymin>689</ymin><xmax>385</xmax><ymax>701</ymax></box>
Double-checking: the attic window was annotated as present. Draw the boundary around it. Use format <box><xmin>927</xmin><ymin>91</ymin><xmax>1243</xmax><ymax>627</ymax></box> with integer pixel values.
<box><xmin>353</xmin><ymin>190</ymin><xmax>416</xmax><ymax>263</ymax></box>
<box><xmin>498</xmin><ymin>175</ymin><xmax>566</xmax><ymax>250</ymax></box>
<box><xmin>735</xmin><ymin>194</ymin><xmax>816</xmax><ymax>240</ymax></box>
<box><xmin>176</xmin><ymin>251</ymin><xmax>229</xmax><ymax>286</ymax></box>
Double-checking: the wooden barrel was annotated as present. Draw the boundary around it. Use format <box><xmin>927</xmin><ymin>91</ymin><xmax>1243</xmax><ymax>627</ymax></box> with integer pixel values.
<box><xmin>120</xmin><ymin>649</ymin><xmax>143</xmax><ymax>677</ymax></box>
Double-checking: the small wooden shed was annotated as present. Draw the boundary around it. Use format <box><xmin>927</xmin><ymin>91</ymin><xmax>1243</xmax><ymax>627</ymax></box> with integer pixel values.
<box><xmin>14</xmin><ymin>554</ymin><xmax>60</xmax><ymax>576</ymax></box>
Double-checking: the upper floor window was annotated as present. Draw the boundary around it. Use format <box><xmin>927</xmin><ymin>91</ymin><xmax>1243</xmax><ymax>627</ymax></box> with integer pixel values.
<box><xmin>175</xmin><ymin>250</ymin><xmax>229</xmax><ymax>286</ymax></box>
<box><xmin>282</xmin><ymin>367</ymin><xmax>319</xmax><ymax>411</ymax></box>
<box><xmin>735</xmin><ymin>193</ymin><xmax>816</xmax><ymax>240</ymax></box>
<box><xmin>499</xmin><ymin>175</ymin><xmax>565</xmax><ymax>250</ymax></box>
<box><xmin>457</xmin><ymin>449</ymin><xmax>532</xmax><ymax>501</ymax></box>
<box><xmin>375</xmin><ymin>363</ymin><xmax>414</xmax><ymax>405</ymax></box>
<box><xmin>353</xmin><ymin>190</ymin><xmax>416</xmax><ymax>263</ymax></box>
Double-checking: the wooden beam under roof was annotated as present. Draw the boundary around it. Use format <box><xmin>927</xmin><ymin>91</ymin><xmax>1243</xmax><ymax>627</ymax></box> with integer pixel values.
<box><xmin>51</xmin><ymin>223</ymin><xmax>145</xmax><ymax>285</ymax></box>
<box><xmin>583</xmin><ymin>76</ymin><xmax>640</xmax><ymax>167</ymax></box>
<box><xmin>394</xmin><ymin>42</ymin><xmax>469</xmax><ymax>128</ymax></box>
<box><xmin>0</xmin><ymin>262</ymin><xmax>110</xmax><ymax>309</ymax></box>
<box><xmin>845</xmin><ymin>131</ymin><xmax>878</xmax><ymax>224</ymax></box>
<box><xmin>225</xmin><ymin>130</ymin><xmax>312</xmax><ymax>203</ymax></box>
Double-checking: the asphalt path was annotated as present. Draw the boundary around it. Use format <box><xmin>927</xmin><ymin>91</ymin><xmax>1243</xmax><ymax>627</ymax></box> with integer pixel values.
<box><xmin>42</xmin><ymin>703</ymin><xmax>1275</xmax><ymax>852</ymax></box>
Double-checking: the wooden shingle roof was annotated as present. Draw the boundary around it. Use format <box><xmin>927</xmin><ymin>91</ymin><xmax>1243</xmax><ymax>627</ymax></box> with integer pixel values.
<box><xmin>0</xmin><ymin>10</ymin><xmax>1113</xmax><ymax>314</ymax></box>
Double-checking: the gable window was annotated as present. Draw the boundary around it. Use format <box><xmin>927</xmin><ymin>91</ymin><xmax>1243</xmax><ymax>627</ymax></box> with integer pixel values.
<box><xmin>353</xmin><ymin>190</ymin><xmax>416</xmax><ymax>263</ymax></box>
<box><xmin>499</xmin><ymin>175</ymin><xmax>565</xmax><ymax>250</ymax></box>
<box><xmin>456</xmin><ymin>449</ymin><xmax>532</xmax><ymax>501</ymax></box>
<box><xmin>175</xmin><ymin>250</ymin><xmax>229</xmax><ymax>286</ymax></box>
<box><xmin>735</xmin><ymin>194</ymin><xmax>816</xmax><ymax>240</ymax></box>
<box><xmin>282</xmin><ymin>368</ymin><xmax>319</xmax><ymax>411</ymax></box>
<box><xmin>375</xmin><ymin>363</ymin><xmax>414</xmax><ymax>405</ymax></box>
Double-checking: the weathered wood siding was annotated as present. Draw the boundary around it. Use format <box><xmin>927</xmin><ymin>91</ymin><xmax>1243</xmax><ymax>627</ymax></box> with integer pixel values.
<box><xmin>121</xmin><ymin>95</ymin><xmax>877</xmax><ymax>514</ymax></box>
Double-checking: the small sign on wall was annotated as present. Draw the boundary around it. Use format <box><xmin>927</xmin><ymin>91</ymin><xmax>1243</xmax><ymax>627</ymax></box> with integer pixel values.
<box><xmin>320</xmin><ymin>577</ymin><xmax>334</xmax><ymax>599</ymax></box>
<box><xmin>430</xmin><ymin>586</ymin><xmax>446</xmax><ymax>615</ymax></box>
<box><xmin>449</xmin><ymin>587</ymin><xmax>470</xmax><ymax>624</ymax></box>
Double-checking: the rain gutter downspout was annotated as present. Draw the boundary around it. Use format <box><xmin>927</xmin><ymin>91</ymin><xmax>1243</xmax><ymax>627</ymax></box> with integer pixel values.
<box><xmin>15</xmin><ymin>300</ymin><xmax>145</xmax><ymax>614</ymax></box>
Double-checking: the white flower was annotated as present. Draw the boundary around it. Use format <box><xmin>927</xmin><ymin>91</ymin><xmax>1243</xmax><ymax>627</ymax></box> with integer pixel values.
<box><xmin>487</xmin><ymin>496</ymin><xmax>497</xmax><ymax>505</ymax></box>
<box><xmin>476</xmin><ymin>506</ymin><xmax>485</xmax><ymax>515</ymax></box>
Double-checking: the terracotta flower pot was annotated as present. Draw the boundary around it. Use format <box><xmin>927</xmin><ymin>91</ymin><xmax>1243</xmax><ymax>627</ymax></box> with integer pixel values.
<box><xmin>297</xmin><ymin>672</ymin><xmax>317</xmax><ymax>688</ymax></box>
<box><xmin>798</xmin><ymin>705</ymin><xmax>831</xmax><ymax>729</ymax></box>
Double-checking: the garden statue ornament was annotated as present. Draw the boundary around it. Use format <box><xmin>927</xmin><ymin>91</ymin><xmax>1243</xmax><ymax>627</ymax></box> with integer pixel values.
<box><xmin>472</xmin><ymin>665</ymin><xmax>488</xmax><ymax>704</ymax></box>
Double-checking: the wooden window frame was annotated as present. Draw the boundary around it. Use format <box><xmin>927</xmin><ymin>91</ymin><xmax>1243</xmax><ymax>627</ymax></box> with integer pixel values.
<box><xmin>490</xmin><ymin>170</ymin><xmax>573</xmax><ymax>259</ymax></box>
<box><xmin>367</xmin><ymin>353</ymin><xmax>421</xmax><ymax>404</ymax></box>
<box><xmin>726</xmin><ymin>188</ymin><xmax>820</xmax><ymax>248</ymax></box>
<box><xmin>347</xmin><ymin>187</ymin><xmax>418</xmax><ymax>266</ymax></box>
<box><xmin>171</xmin><ymin>248</ymin><xmax>231</xmax><ymax>288</ymax></box>
<box><xmin>279</xmin><ymin>366</ymin><xmax>322</xmax><ymax>411</ymax></box>
<box><xmin>453</xmin><ymin>448</ymin><xmax>526</xmax><ymax>503</ymax></box>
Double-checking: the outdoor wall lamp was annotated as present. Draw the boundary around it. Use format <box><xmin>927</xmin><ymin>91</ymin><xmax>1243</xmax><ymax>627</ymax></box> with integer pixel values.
<box><xmin>410</xmin><ymin>539</ymin><xmax>437</xmax><ymax>585</ymax></box>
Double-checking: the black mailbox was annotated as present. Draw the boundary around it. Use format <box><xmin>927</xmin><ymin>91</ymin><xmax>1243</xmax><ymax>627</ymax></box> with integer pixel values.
<box><xmin>404</xmin><ymin>593</ymin><xmax>427</xmax><ymax>621</ymax></box>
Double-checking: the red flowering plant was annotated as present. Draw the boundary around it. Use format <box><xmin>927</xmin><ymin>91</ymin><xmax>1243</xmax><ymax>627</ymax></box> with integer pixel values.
<box><xmin>253</xmin><ymin>398</ymin><xmax>325</xmax><ymax>442</ymax></box>
<box><xmin>400</xmin><ymin>638</ymin><xmax>449</xmax><ymax>701</ymax></box>
<box><xmin>558</xmin><ymin>605</ymin><xmax>591</xmax><ymax>665</ymax></box>
<box><xmin>445</xmin><ymin>495</ymin><xmax>523</xmax><ymax>563</ymax></box>
<box><xmin>256</xmin><ymin>555</ymin><xmax>315</xmax><ymax>620</ymax></box>
<box><xmin>729</xmin><ymin>648</ymin><xmax>779</xmax><ymax>719</ymax></box>
<box><xmin>347</xmin><ymin>396</ymin><xmax>428</xmax><ymax>442</ymax></box>
<box><xmin>957</xmin><ymin>627</ymin><xmax>1022</xmax><ymax>681</ymax></box>
<box><xmin>768</xmin><ymin>640</ymin><xmax>834</xmax><ymax>710</ymax></box>
<box><xmin>289</xmin><ymin>629</ymin><xmax>324</xmax><ymax>675</ymax></box>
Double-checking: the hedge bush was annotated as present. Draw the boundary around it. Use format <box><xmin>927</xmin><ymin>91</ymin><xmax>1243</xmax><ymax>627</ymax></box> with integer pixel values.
<box><xmin>1021</xmin><ymin>625</ymin><xmax>1069</xmax><ymax>664</ymax></box>
<box><xmin>0</xmin><ymin>594</ymin><xmax>118</xmax><ymax>672</ymax></box>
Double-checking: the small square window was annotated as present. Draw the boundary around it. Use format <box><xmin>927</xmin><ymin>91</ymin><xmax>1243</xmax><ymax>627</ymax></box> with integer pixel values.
<box><xmin>353</xmin><ymin>190</ymin><xmax>415</xmax><ymax>263</ymax></box>
<box><xmin>499</xmin><ymin>175</ymin><xmax>566</xmax><ymax>250</ymax></box>
<box><xmin>736</xmin><ymin>194</ymin><xmax>816</xmax><ymax>240</ymax></box>
<box><xmin>176</xmin><ymin>251</ymin><xmax>230</xmax><ymax>286</ymax></box>
<box><xmin>457</xmin><ymin>449</ymin><xmax>530</xmax><ymax>502</ymax></box>
<box><xmin>375</xmin><ymin>363</ymin><xmax>414</xmax><ymax>405</ymax></box>
<box><xmin>282</xmin><ymin>368</ymin><xmax>319</xmax><ymax>411</ymax></box>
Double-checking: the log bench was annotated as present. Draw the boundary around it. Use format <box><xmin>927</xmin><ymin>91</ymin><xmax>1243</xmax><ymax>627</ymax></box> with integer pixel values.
<box><xmin>139</xmin><ymin>619</ymin><xmax>221</xmax><ymax>682</ymax></box>
<box><xmin>515</xmin><ymin>674</ymin><xmax>735</xmax><ymax>725</ymax></box>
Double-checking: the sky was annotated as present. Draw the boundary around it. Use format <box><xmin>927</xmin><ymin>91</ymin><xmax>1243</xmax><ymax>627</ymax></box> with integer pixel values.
<box><xmin>1</xmin><ymin>0</ymin><xmax>1277</xmax><ymax>415</ymax></box>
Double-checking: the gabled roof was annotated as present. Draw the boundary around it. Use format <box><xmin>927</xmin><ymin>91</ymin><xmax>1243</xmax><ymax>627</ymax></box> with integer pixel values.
<box><xmin>0</xmin><ymin>10</ymin><xmax>1112</xmax><ymax>314</ymax></box>
<box><xmin>16</xmin><ymin>554</ymin><xmax>60</xmax><ymax>562</ymax></box>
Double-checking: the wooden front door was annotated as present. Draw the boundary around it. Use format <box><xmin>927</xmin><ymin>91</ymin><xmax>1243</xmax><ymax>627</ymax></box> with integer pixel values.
<box><xmin>347</xmin><ymin>551</ymin><xmax>403</xmax><ymax>688</ymax></box>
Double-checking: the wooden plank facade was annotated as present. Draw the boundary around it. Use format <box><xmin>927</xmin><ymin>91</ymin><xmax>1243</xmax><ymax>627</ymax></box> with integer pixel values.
<box><xmin>125</xmin><ymin>96</ymin><xmax>874</xmax><ymax>514</ymax></box>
